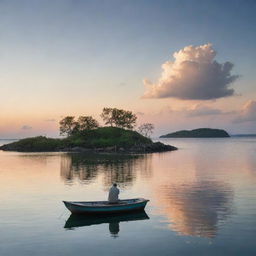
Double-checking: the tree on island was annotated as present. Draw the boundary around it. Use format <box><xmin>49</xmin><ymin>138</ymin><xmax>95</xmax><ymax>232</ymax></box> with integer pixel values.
<box><xmin>59</xmin><ymin>116</ymin><xmax>77</xmax><ymax>136</ymax></box>
<box><xmin>59</xmin><ymin>115</ymin><xmax>99</xmax><ymax>136</ymax></box>
<box><xmin>101</xmin><ymin>108</ymin><xmax>137</xmax><ymax>129</ymax></box>
<box><xmin>138</xmin><ymin>123</ymin><xmax>154</xmax><ymax>138</ymax></box>
<box><xmin>59</xmin><ymin>108</ymin><xmax>142</xmax><ymax>137</ymax></box>
<box><xmin>76</xmin><ymin>116</ymin><xmax>99</xmax><ymax>131</ymax></box>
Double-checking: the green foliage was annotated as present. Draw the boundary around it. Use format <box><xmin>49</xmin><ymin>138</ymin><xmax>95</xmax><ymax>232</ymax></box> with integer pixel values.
<box><xmin>69</xmin><ymin>127</ymin><xmax>152</xmax><ymax>148</ymax></box>
<box><xmin>76</xmin><ymin>116</ymin><xmax>99</xmax><ymax>131</ymax></box>
<box><xmin>59</xmin><ymin>115</ymin><xmax>99</xmax><ymax>136</ymax></box>
<box><xmin>1</xmin><ymin>136</ymin><xmax>62</xmax><ymax>152</ymax></box>
<box><xmin>60</xmin><ymin>108</ymin><xmax>137</xmax><ymax>138</ymax></box>
<box><xmin>101</xmin><ymin>108</ymin><xmax>137</xmax><ymax>129</ymax></box>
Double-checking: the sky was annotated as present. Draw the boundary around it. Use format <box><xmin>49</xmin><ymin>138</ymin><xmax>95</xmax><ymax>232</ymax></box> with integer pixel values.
<box><xmin>0</xmin><ymin>0</ymin><xmax>256</xmax><ymax>138</ymax></box>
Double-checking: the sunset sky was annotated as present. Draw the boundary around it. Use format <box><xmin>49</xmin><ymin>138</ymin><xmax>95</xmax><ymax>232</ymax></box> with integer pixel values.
<box><xmin>0</xmin><ymin>0</ymin><xmax>256</xmax><ymax>138</ymax></box>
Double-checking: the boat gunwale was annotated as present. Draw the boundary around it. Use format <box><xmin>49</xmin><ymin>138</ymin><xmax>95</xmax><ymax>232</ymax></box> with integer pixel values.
<box><xmin>63</xmin><ymin>198</ymin><xmax>149</xmax><ymax>208</ymax></box>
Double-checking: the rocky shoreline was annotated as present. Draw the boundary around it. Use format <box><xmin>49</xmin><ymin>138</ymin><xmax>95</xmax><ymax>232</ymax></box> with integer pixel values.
<box><xmin>0</xmin><ymin>141</ymin><xmax>177</xmax><ymax>154</ymax></box>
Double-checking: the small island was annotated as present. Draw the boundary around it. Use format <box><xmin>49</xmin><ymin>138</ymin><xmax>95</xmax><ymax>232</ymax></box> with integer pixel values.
<box><xmin>0</xmin><ymin>127</ymin><xmax>177</xmax><ymax>153</ymax></box>
<box><xmin>0</xmin><ymin>108</ymin><xmax>177</xmax><ymax>153</ymax></box>
<box><xmin>160</xmin><ymin>128</ymin><xmax>230</xmax><ymax>138</ymax></box>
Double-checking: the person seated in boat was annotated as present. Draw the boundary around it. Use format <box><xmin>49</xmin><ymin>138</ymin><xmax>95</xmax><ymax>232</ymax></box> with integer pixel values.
<box><xmin>108</xmin><ymin>183</ymin><xmax>120</xmax><ymax>204</ymax></box>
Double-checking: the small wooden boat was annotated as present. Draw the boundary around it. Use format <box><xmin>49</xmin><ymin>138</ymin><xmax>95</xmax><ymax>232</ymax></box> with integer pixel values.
<box><xmin>63</xmin><ymin>198</ymin><xmax>149</xmax><ymax>214</ymax></box>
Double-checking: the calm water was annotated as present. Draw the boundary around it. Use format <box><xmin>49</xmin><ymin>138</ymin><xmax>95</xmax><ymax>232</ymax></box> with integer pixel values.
<box><xmin>0</xmin><ymin>138</ymin><xmax>256</xmax><ymax>255</ymax></box>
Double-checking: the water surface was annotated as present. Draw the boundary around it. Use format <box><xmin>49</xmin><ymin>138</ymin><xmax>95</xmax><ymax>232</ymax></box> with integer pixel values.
<box><xmin>0</xmin><ymin>138</ymin><xmax>256</xmax><ymax>255</ymax></box>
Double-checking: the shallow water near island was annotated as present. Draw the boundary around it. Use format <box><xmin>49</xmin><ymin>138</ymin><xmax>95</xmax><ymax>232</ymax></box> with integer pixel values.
<box><xmin>0</xmin><ymin>137</ymin><xmax>256</xmax><ymax>255</ymax></box>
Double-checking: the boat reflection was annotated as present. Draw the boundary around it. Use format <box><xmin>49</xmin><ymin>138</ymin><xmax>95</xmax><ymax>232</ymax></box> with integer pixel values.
<box><xmin>64</xmin><ymin>211</ymin><xmax>150</xmax><ymax>238</ymax></box>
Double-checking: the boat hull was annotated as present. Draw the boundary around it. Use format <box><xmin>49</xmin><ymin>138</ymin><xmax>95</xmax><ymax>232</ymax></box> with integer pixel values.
<box><xmin>63</xmin><ymin>198</ymin><xmax>149</xmax><ymax>214</ymax></box>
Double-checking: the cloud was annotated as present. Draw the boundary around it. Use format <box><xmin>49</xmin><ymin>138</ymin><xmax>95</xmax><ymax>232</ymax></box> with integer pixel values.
<box><xmin>233</xmin><ymin>100</ymin><xmax>256</xmax><ymax>123</ymax></box>
<box><xmin>21</xmin><ymin>125</ymin><xmax>32</xmax><ymax>130</ymax></box>
<box><xmin>185</xmin><ymin>104</ymin><xmax>234</xmax><ymax>117</ymax></box>
<box><xmin>143</xmin><ymin>44</ymin><xmax>239</xmax><ymax>100</ymax></box>
<box><xmin>186</xmin><ymin>105</ymin><xmax>222</xmax><ymax>117</ymax></box>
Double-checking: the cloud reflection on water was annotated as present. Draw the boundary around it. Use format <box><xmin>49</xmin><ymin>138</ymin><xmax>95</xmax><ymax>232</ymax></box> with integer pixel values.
<box><xmin>156</xmin><ymin>180</ymin><xmax>234</xmax><ymax>238</ymax></box>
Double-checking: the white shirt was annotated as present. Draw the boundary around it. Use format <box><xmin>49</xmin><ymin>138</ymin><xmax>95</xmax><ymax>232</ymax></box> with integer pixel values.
<box><xmin>108</xmin><ymin>186</ymin><xmax>120</xmax><ymax>203</ymax></box>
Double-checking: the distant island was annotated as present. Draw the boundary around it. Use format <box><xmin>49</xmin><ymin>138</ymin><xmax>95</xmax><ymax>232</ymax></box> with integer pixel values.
<box><xmin>160</xmin><ymin>128</ymin><xmax>230</xmax><ymax>138</ymax></box>
<box><xmin>0</xmin><ymin>108</ymin><xmax>177</xmax><ymax>153</ymax></box>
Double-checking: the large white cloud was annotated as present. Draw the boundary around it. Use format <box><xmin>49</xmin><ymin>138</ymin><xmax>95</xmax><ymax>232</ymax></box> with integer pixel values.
<box><xmin>233</xmin><ymin>100</ymin><xmax>256</xmax><ymax>123</ymax></box>
<box><xmin>143</xmin><ymin>44</ymin><xmax>239</xmax><ymax>100</ymax></box>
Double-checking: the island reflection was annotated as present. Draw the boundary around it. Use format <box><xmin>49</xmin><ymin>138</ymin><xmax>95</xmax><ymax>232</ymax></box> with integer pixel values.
<box><xmin>64</xmin><ymin>211</ymin><xmax>149</xmax><ymax>238</ymax></box>
<box><xmin>60</xmin><ymin>153</ymin><xmax>152</xmax><ymax>188</ymax></box>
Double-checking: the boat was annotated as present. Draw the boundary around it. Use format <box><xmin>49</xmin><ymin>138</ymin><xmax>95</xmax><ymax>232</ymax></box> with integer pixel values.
<box><xmin>64</xmin><ymin>211</ymin><xmax>149</xmax><ymax>229</ymax></box>
<box><xmin>63</xmin><ymin>198</ymin><xmax>149</xmax><ymax>214</ymax></box>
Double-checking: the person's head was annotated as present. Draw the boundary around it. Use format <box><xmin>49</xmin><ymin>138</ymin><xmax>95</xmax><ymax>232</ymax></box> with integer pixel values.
<box><xmin>113</xmin><ymin>183</ymin><xmax>117</xmax><ymax>187</ymax></box>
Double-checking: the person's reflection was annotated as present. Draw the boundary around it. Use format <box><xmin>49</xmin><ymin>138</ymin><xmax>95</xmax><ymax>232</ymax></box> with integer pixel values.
<box><xmin>109</xmin><ymin>222</ymin><xmax>120</xmax><ymax>238</ymax></box>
